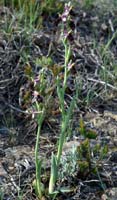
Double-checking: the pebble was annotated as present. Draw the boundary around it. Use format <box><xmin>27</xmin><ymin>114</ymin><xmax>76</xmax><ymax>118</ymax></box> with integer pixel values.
<box><xmin>110</xmin><ymin>151</ymin><xmax>117</xmax><ymax>163</ymax></box>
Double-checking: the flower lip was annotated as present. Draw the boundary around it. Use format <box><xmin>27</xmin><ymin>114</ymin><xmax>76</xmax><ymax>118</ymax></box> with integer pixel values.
<box><xmin>61</xmin><ymin>2</ymin><xmax>72</xmax><ymax>23</ymax></box>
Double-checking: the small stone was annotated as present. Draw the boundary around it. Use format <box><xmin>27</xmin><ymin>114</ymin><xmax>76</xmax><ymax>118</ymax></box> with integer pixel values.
<box><xmin>113</xmin><ymin>138</ymin><xmax>117</xmax><ymax>146</ymax></box>
<box><xmin>101</xmin><ymin>194</ymin><xmax>108</xmax><ymax>200</ymax></box>
<box><xmin>110</xmin><ymin>151</ymin><xmax>117</xmax><ymax>163</ymax></box>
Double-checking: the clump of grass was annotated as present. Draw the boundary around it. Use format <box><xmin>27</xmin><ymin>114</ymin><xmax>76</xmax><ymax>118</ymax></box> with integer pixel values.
<box><xmin>98</xmin><ymin>31</ymin><xmax>117</xmax><ymax>92</ymax></box>
<box><xmin>83</xmin><ymin>0</ymin><xmax>95</xmax><ymax>9</ymax></box>
<box><xmin>39</xmin><ymin>0</ymin><xmax>64</xmax><ymax>15</ymax></box>
<box><xmin>1</xmin><ymin>0</ymin><xmax>64</xmax><ymax>32</ymax></box>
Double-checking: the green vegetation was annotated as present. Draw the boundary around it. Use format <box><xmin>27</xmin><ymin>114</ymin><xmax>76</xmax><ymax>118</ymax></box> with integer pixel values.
<box><xmin>0</xmin><ymin>0</ymin><xmax>116</xmax><ymax>199</ymax></box>
<box><xmin>59</xmin><ymin>118</ymin><xmax>108</xmax><ymax>183</ymax></box>
<box><xmin>0</xmin><ymin>189</ymin><xmax>4</xmax><ymax>200</ymax></box>
<box><xmin>25</xmin><ymin>19</ymin><xmax>77</xmax><ymax>197</ymax></box>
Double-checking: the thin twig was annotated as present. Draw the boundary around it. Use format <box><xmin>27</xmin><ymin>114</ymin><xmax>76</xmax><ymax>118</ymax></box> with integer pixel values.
<box><xmin>0</xmin><ymin>78</ymin><xmax>14</xmax><ymax>84</ymax></box>
<box><xmin>6</xmin><ymin>103</ymin><xmax>43</xmax><ymax>115</ymax></box>
<box><xmin>87</xmin><ymin>78</ymin><xmax>117</xmax><ymax>91</ymax></box>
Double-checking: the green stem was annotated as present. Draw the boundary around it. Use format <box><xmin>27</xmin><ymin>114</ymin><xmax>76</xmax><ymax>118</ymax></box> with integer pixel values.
<box><xmin>57</xmin><ymin>40</ymin><xmax>71</xmax><ymax>164</ymax></box>
<box><xmin>35</xmin><ymin>103</ymin><xmax>44</xmax><ymax>198</ymax></box>
<box><xmin>57</xmin><ymin>119</ymin><xmax>67</xmax><ymax>164</ymax></box>
<box><xmin>102</xmin><ymin>31</ymin><xmax>117</xmax><ymax>58</ymax></box>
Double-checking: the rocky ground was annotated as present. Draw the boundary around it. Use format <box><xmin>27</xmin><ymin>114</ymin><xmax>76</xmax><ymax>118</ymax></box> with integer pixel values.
<box><xmin>0</xmin><ymin>1</ymin><xmax>117</xmax><ymax>199</ymax></box>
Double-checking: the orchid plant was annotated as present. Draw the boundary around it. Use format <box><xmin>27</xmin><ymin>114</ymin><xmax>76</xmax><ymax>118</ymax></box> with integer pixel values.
<box><xmin>33</xmin><ymin>2</ymin><xmax>77</xmax><ymax>198</ymax></box>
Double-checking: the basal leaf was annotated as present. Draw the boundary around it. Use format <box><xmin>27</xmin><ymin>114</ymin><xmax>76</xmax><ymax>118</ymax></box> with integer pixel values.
<box><xmin>86</xmin><ymin>129</ymin><xmax>97</xmax><ymax>139</ymax></box>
